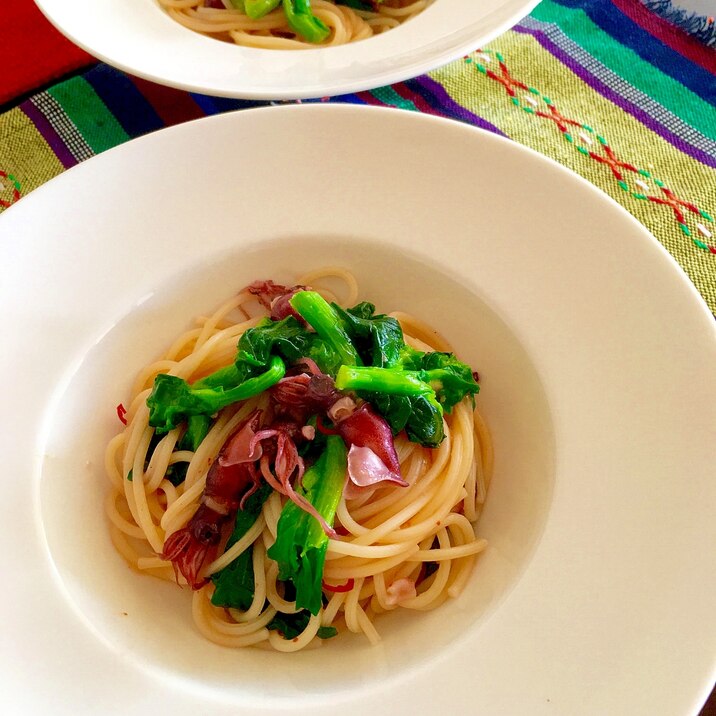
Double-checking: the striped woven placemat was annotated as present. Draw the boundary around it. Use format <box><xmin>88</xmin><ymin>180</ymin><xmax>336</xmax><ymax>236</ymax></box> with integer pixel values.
<box><xmin>1</xmin><ymin>0</ymin><xmax>714</xmax><ymax>312</ymax></box>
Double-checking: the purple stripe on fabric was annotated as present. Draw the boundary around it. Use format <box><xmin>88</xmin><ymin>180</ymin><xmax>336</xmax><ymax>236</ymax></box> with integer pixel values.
<box><xmin>19</xmin><ymin>99</ymin><xmax>77</xmax><ymax>169</ymax></box>
<box><xmin>415</xmin><ymin>75</ymin><xmax>508</xmax><ymax>137</ymax></box>
<box><xmin>512</xmin><ymin>22</ymin><xmax>716</xmax><ymax>169</ymax></box>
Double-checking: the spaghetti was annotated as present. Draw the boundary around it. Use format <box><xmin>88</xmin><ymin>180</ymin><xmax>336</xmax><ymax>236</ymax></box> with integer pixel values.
<box><xmin>158</xmin><ymin>0</ymin><xmax>431</xmax><ymax>49</ymax></box>
<box><xmin>105</xmin><ymin>267</ymin><xmax>493</xmax><ymax>650</ymax></box>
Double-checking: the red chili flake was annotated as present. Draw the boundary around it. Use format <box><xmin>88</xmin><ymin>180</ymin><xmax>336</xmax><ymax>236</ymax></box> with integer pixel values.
<box><xmin>116</xmin><ymin>403</ymin><xmax>128</xmax><ymax>425</ymax></box>
<box><xmin>334</xmin><ymin>524</ymin><xmax>349</xmax><ymax>537</ymax></box>
<box><xmin>323</xmin><ymin>578</ymin><xmax>355</xmax><ymax>593</ymax></box>
<box><xmin>315</xmin><ymin>415</ymin><xmax>339</xmax><ymax>436</ymax></box>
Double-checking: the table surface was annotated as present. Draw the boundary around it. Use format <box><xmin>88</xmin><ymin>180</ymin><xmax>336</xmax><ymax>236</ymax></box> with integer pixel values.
<box><xmin>670</xmin><ymin>0</ymin><xmax>713</xmax><ymax>14</ymax></box>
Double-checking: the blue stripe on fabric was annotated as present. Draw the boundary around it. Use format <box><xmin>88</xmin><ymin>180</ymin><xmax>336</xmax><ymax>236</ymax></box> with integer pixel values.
<box><xmin>189</xmin><ymin>94</ymin><xmax>265</xmax><ymax>115</ymax></box>
<box><xmin>551</xmin><ymin>0</ymin><xmax>716</xmax><ymax>105</ymax></box>
<box><xmin>208</xmin><ymin>96</ymin><xmax>264</xmax><ymax>112</ymax></box>
<box><xmin>189</xmin><ymin>94</ymin><xmax>221</xmax><ymax>115</ymax></box>
<box><xmin>83</xmin><ymin>65</ymin><xmax>164</xmax><ymax>137</ymax></box>
<box><xmin>407</xmin><ymin>76</ymin><xmax>509</xmax><ymax>137</ymax></box>
<box><xmin>329</xmin><ymin>94</ymin><xmax>369</xmax><ymax>105</ymax></box>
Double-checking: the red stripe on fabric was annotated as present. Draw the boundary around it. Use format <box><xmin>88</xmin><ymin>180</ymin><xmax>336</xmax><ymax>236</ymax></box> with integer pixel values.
<box><xmin>0</xmin><ymin>0</ymin><xmax>94</xmax><ymax>105</ymax></box>
<box><xmin>355</xmin><ymin>91</ymin><xmax>388</xmax><ymax>107</ymax></box>
<box><xmin>131</xmin><ymin>76</ymin><xmax>206</xmax><ymax>127</ymax></box>
<box><xmin>611</xmin><ymin>0</ymin><xmax>716</xmax><ymax>73</ymax></box>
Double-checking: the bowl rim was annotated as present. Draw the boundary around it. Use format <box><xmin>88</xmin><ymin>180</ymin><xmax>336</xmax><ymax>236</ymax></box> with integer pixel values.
<box><xmin>0</xmin><ymin>104</ymin><xmax>714</xmax><ymax>715</ymax></box>
<box><xmin>32</xmin><ymin>0</ymin><xmax>542</xmax><ymax>99</ymax></box>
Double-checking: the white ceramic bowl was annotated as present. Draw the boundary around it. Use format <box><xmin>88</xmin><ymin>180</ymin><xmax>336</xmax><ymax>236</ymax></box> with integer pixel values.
<box><xmin>34</xmin><ymin>0</ymin><xmax>540</xmax><ymax>99</ymax></box>
<box><xmin>0</xmin><ymin>105</ymin><xmax>714</xmax><ymax>715</ymax></box>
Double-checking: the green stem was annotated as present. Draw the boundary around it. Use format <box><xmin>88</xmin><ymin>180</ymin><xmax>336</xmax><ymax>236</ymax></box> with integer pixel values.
<box><xmin>181</xmin><ymin>414</ymin><xmax>212</xmax><ymax>451</ymax></box>
<box><xmin>193</xmin><ymin>363</ymin><xmax>243</xmax><ymax>390</ymax></box>
<box><xmin>290</xmin><ymin>291</ymin><xmax>361</xmax><ymax>367</ymax></box>
<box><xmin>282</xmin><ymin>0</ymin><xmax>330</xmax><ymax>43</ymax></box>
<box><xmin>335</xmin><ymin>365</ymin><xmax>432</xmax><ymax>396</ymax></box>
<box><xmin>244</xmin><ymin>0</ymin><xmax>280</xmax><ymax>19</ymax></box>
<box><xmin>195</xmin><ymin>356</ymin><xmax>285</xmax><ymax>410</ymax></box>
<box><xmin>267</xmin><ymin>436</ymin><xmax>347</xmax><ymax>615</ymax></box>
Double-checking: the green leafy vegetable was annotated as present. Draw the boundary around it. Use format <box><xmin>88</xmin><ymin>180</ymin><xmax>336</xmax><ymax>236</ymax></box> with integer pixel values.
<box><xmin>334</xmin><ymin>361</ymin><xmax>478</xmax><ymax>447</ymax></box>
<box><xmin>334</xmin><ymin>0</ymin><xmax>372</xmax><ymax>9</ymax></box>
<box><xmin>335</xmin><ymin>365</ymin><xmax>432</xmax><ymax>396</ymax></box>
<box><xmin>267</xmin><ymin>610</ymin><xmax>338</xmax><ymax>639</ymax></box>
<box><xmin>233</xmin><ymin>0</ymin><xmax>333</xmax><ymax>43</ymax></box>
<box><xmin>244</xmin><ymin>0</ymin><xmax>280</xmax><ymax>18</ymax></box>
<box><xmin>267</xmin><ymin>436</ymin><xmax>347</xmax><ymax>616</ymax></box>
<box><xmin>267</xmin><ymin>610</ymin><xmax>309</xmax><ymax>639</ymax></box>
<box><xmin>237</xmin><ymin>315</ymin><xmax>342</xmax><ymax>375</ymax></box>
<box><xmin>147</xmin><ymin>356</ymin><xmax>285</xmax><ymax>434</ymax></box>
<box><xmin>304</xmin><ymin>336</ymin><xmax>345</xmax><ymax>377</ymax></box>
<box><xmin>336</xmin><ymin>366</ymin><xmax>446</xmax><ymax>447</ymax></box>
<box><xmin>210</xmin><ymin>484</ymin><xmax>273</xmax><ymax>610</ymax></box>
<box><xmin>192</xmin><ymin>362</ymin><xmax>252</xmax><ymax>391</ymax></box>
<box><xmin>335</xmin><ymin>361</ymin><xmax>479</xmax><ymax>412</ymax></box>
<box><xmin>396</xmin><ymin>393</ymin><xmax>445</xmax><ymax>447</ymax></box>
<box><xmin>146</xmin><ymin>299</ymin><xmax>352</xmax><ymax>436</ymax></box>
<box><xmin>237</xmin><ymin>316</ymin><xmax>310</xmax><ymax>367</ymax></box>
<box><xmin>182</xmin><ymin>413</ymin><xmax>213</xmax><ymax>450</ymax></box>
<box><xmin>213</xmin><ymin>550</ymin><xmax>254</xmax><ymax>611</ymax></box>
<box><xmin>297</xmin><ymin>415</ymin><xmax>328</xmax><ymax>458</ymax></box>
<box><xmin>290</xmin><ymin>291</ymin><xmax>361</xmax><ymax>367</ymax></box>
<box><xmin>330</xmin><ymin>301</ymin><xmax>480</xmax><ymax>447</ymax></box>
<box><xmin>334</xmin><ymin>303</ymin><xmax>479</xmax><ymax>408</ymax></box>
<box><xmin>417</xmin><ymin>351</ymin><xmax>480</xmax><ymax>410</ymax></box>
<box><xmin>317</xmin><ymin>625</ymin><xmax>338</xmax><ymax>639</ymax></box>
<box><xmin>333</xmin><ymin>302</ymin><xmax>421</xmax><ymax>369</ymax></box>
<box><xmin>282</xmin><ymin>0</ymin><xmax>330</xmax><ymax>43</ymax></box>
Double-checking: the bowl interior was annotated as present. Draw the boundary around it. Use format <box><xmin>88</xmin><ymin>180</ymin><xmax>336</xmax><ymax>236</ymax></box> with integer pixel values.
<box><xmin>39</xmin><ymin>235</ymin><xmax>554</xmax><ymax>705</ymax></box>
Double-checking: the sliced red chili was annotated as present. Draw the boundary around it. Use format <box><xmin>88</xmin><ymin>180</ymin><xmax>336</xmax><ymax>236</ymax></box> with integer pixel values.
<box><xmin>323</xmin><ymin>578</ymin><xmax>355</xmax><ymax>593</ymax></box>
<box><xmin>315</xmin><ymin>415</ymin><xmax>339</xmax><ymax>436</ymax></box>
<box><xmin>116</xmin><ymin>403</ymin><xmax>128</xmax><ymax>425</ymax></box>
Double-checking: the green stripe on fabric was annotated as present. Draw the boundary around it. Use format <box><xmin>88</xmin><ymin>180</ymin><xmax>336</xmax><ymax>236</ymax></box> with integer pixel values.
<box><xmin>369</xmin><ymin>86</ymin><xmax>419</xmax><ymax>112</ymax></box>
<box><xmin>47</xmin><ymin>77</ymin><xmax>129</xmax><ymax>153</ymax></box>
<box><xmin>531</xmin><ymin>0</ymin><xmax>716</xmax><ymax>141</ymax></box>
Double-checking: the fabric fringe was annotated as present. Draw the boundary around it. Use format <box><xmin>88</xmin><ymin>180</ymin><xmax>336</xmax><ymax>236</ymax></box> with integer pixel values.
<box><xmin>640</xmin><ymin>0</ymin><xmax>716</xmax><ymax>47</ymax></box>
